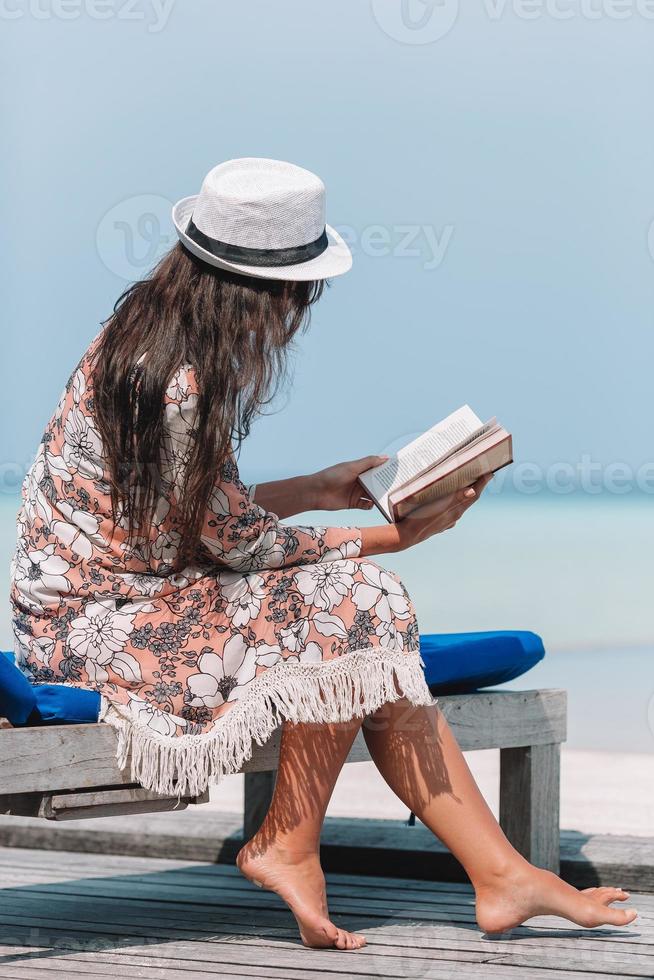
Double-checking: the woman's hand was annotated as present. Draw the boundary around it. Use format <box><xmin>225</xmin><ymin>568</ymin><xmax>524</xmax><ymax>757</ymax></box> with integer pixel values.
<box><xmin>395</xmin><ymin>474</ymin><xmax>492</xmax><ymax>550</ymax></box>
<box><xmin>309</xmin><ymin>455</ymin><xmax>390</xmax><ymax>512</ymax></box>
<box><xmin>359</xmin><ymin>474</ymin><xmax>492</xmax><ymax>557</ymax></box>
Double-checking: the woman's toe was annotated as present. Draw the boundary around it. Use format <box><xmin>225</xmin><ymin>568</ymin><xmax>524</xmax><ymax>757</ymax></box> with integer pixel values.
<box><xmin>605</xmin><ymin>906</ymin><xmax>638</xmax><ymax>926</ymax></box>
<box><xmin>588</xmin><ymin>886</ymin><xmax>630</xmax><ymax>906</ymax></box>
<box><xmin>337</xmin><ymin>928</ymin><xmax>364</xmax><ymax>951</ymax></box>
<box><xmin>602</xmin><ymin>888</ymin><xmax>630</xmax><ymax>904</ymax></box>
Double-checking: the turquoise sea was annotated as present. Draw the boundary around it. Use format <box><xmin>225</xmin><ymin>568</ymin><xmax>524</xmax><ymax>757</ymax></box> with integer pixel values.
<box><xmin>2</xmin><ymin>492</ymin><xmax>652</xmax><ymax>754</ymax></box>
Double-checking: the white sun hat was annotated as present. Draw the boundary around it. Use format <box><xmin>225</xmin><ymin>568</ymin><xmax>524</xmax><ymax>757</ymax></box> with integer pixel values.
<box><xmin>172</xmin><ymin>158</ymin><xmax>352</xmax><ymax>281</ymax></box>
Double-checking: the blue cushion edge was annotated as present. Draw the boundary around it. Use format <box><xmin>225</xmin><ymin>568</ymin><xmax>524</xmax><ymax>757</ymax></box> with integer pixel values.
<box><xmin>1</xmin><ymin>651</ymin><xmax>101</xmax><ymax>725</ymax></box>
<box><xmin>419</xmin><ymin>630</ymin><xmax>545</xmax><ymax>694</ymax></box>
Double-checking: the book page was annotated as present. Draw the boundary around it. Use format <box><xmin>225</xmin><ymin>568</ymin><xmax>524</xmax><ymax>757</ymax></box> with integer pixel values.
<box><xmin>359</xmin><ymin>405</ymin><xmax>483</xmax><ymax>516</ymax></box>
<box><xmin>431</xmin><ymin>417</ymin><xmax>498</xmax><ymax>472</ymax></box>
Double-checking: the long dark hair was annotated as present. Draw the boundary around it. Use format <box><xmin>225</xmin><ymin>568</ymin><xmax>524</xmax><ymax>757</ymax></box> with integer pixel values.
<box><xmin>93</xmin><ymin>243</ymin><xmax>324</xmax><ymax>568</ymax></box>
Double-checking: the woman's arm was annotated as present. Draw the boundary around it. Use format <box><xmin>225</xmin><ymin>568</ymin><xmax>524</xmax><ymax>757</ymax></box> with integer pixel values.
<box><xmin>250</xmin><ymin>474</ymin><xmax>321</xmax><ymax>519</ymax></box>
<box><xmin>252</xmin><ymin>462</ymin><xmax>492</xmax><ymax>554</ymax></box>
<box><xmin>252</xmin><ymin>455</ymin><xmax>389</xmax><ymax>518</ymax></box>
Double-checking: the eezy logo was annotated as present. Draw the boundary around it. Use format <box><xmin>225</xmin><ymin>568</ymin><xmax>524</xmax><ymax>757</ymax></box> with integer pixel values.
<box><xmin>371</xmin><ymin>0</ymin><xmax>460</xmax><ymax>44</ymax></box>
<box><xmin>96</xmin><ymin>194</ymin><xmax>175</xmax><ymax>281</ymax></box>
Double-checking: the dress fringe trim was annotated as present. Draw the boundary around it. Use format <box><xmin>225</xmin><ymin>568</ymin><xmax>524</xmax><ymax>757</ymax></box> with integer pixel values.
<box><xmin>101</xmin><ymin>647</ymin><xmax>435</xmax><ymax>798</ymax></box>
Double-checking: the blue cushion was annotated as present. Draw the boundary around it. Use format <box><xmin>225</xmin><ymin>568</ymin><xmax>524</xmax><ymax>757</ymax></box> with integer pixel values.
<box><xmin>419</xmin><ymin>630</ymin><xmax>545</xmax><ymax>694</ymax></box>
<box><xmin>0</xmin><ymin>652</ymin><xmax>101</xmax><ymax>726</ymax></box>
<box><xmin>0</xmin><ymin>651</ymin><xmax>38</xmax><ymax>725</ymax></box>
<box><xmin>31</xmin><ymin>684</ymin><xmax>102</xmax><ymax>724</ymax></box>
<box><xmin>1</xmin><ymin>631</ymin><xmax>544</xmax><ymax>726</ymax></box>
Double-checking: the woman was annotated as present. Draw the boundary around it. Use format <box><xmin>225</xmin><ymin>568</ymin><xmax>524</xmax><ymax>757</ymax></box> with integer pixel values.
<box><xmin>11</xmin><ymin>158</ymin><xmax>636</xmax><ymax>951</ymax></box>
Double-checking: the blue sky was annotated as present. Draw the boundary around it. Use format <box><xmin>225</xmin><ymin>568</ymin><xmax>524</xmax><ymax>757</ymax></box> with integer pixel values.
<box><xmin>2</xmin><ymin>0</ymin><xmax>653</xmax><ymax>491</ymax></box>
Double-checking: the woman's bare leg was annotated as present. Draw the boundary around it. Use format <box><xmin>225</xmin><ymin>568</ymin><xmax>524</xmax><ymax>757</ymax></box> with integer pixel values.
<box><xmin>362</xmin><ymin>698</ymin><xmax>637</xmax><ymax>932</ymax></box>
<box><xmin>236</xmin><ymin>717</ymin><xmax>366</xmax><ymax>950</ymax></box>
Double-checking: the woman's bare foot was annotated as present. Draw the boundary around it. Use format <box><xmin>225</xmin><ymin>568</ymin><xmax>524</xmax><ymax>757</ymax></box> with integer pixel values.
<box><xmin>475</xmin><ymin>863</ymin><xmax>638</xmax><ymax>934</ymax></box>
<box><xmin>236</xmin><ymin>839</ymin><xmax>366</xmax><ymax>951</ymax></box>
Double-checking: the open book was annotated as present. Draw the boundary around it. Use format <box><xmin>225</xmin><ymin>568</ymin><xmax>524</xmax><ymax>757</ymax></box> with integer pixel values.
<box><xmin>358</xmin><ymin>405</ymin><xmax>513</xmax><ymax>522</ymax></box>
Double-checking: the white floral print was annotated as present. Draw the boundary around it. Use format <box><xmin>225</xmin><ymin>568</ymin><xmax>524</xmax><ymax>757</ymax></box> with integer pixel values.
<box><xmin>353</xmin><ymin>564</ymin><xmax>411</xmax><ymax>623</ymax></box>
<box><xmin>127</xmin><ymin>693</ymin><xmax>186</xmax><ymax>737</ymax></box>
<box><xmin>186</xmin><ymin>634</ymin><xmax>258</xmax><ymax>708</ymax></box>
<box><xmin>121</xmin><ymin>573</ymin><xmax>166</xmax><ymax>597</ymax></box>
<box><xmin>151</xmin><ymin>529</ymin><xmax>182</xmax><ymax>565</ymax></box>
<box><xmin>216</xmin><ymin>529</ymin><xmax>287</xmax><ymax>572</ymax></box>
<box><xmin>311</xmin><ymin>611</ymin><xmax>348</xmax><ymax>638</ymax></box>
<box><xmin>51</xmin><ymin>500</ymin><xmax>103</xmax><ymax>559</ymax></box>
<box><xmin>376</xmin><ymin>620</ymin><xmax>405</xmax><ymax>650</ymax></box>
<box><xmin>279</xmin><ymin>617</ymin><xmax>311</xmax><ymax>651</ymax></box>
<box><xmin>294</xmin><ymin>560</ymin><xmax>356</xmax><ymax>612</ymax></box>
<box><xmin>218</xmin><ymin>572</ymin><xmax>266</xmax><ymax>627</ymax></box>
<box><xmin>28</xmin><ymin>636</ymin><xmax>55</xmax><ymax>667</ymax></box>
<box><xmin>68</xmin><ymin>599</ymin><xmax>142</xmax><ymax>685</ymax></box>
<box><xmin>61</xmin><ymin>407</ymin><xmax>104</xmax><ymax>481</ymax></box>
<box><xmin>13</xmin><ymin>544</ymin><xmax>72</xmax><ymax>610</ymax></box>
<box><xmin>323</xmin><ymin>539</ymin><xmax>361</xmax><ymax>562</ymax></box>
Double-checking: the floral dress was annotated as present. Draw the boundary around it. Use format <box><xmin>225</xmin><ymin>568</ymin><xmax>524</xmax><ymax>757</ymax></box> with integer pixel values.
<box><xmin>10</xmin><ymin>334</ymin><xmax>433</xmax><ymax>796</ymax></box>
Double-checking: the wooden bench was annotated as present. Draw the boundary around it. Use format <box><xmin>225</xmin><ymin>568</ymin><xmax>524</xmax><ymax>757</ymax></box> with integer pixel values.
<box><xmin>0</xmin><ymin>688</ymin><xmax>566</xmax><ymax>873</ymax></box>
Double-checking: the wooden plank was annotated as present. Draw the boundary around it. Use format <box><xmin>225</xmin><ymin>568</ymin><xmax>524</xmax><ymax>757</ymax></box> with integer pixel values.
<box><xmin>0</xmin><ymin>957</ymin><xmax>286</xmax><ymax>980</ymax></box>
<box><xmin>0</xmin><ymin>789</ymin><xmax>204</xmax><ymax>821</ymax></box>
<box><xmin>1</xmin><ymin>921</ymin><xmax>650</xmax><ymax>977</ymax></box>
<box><xmin>0</xmin><ymin>812</ymin><xmax>651</xmax><ymax>893</ymax></box>
<box><xmin>0</xmin><ymin>894</ymin><xmax>628</xmax><ymax>939</ymax></box>
<box><xmin>13</xmin><ymin>933</ymin><xmax>651</xmax><ymax>980</ymax></box>
<box><xmin>3</xmin><ymin>868</ymin><xmax>652</xmax><ymax>931</ymax></box>
<box><xmin>0</xmin><ymin>916</ymin><xmax>645</xmax><ymax>973</ymax></box>
<box><xmin>0</xmin><ymin>876</ymin><xmax>647</xmax><ymax>942</ymax></box>
<box><xmin>0</xmin><ymin>844</ymin><xmax>473</xmax><ymax>891</ymax></box>
<box><xmin>0</xmin><ymin>690</ymin><xmax>567</xmax><ymax>795</ymax></box>
<box><xmin>500</xmin><ymin>742</ymin><xmax>561</xmax><ymax>872</ymax></box>
<box><xmin>0</xmin><ymin>725</ymin><xmax>131</xmax><ymax>793</ymax></box>
<box><xmin>0</xmin><ymin>864</ymin><xmax>479</xmax><ymax>909</ymax></box>
<box><xmin>0</xmin><ymin>939</ymin><xmax>644</xmax><ymax>980</ymax></box>
<box><xmin>0</xmin><ymin>879</ymin><xmax>481</xmax><ymax>922</ymax></box>
<box><xmin>437</xmin><ymin>689</ymin><xmax>567</xmax><ymax>752</ymax></box>
<box><xmin>0</xmin><ymin>862</ymin><xmax>478</xmax><ymax>910</ymax></box>
<box><xmin>1</xmin><ymin>910</ymin><xmax>652</xmax><ymax>968</ymax></box>
<box><xmin>0</xmin><ymin>878</ymin><xmax>479</xmax><ymax>920</ymax></box>
<box><xmin>3</xmin><ymin>873</ymin><xmax>653</xmax><ymax>934</ymax></box>
<box><xmin>1</xmin><ymin>898</ymin><xmax>651</xmax><ymax>956</ymax></box>
<box><xmin>0</xmin><ymin>813</ymin><xmax>244</xmax><ymax>864</ymax></box>
<box><xmin>41</xmin><ymin>787</ymin><xmax>204</xmax><ymax>821</ymax></box>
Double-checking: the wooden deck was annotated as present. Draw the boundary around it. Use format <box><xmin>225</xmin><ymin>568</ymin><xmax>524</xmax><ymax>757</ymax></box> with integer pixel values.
<box><xmin>0</xmin><ymin>846</ymin><xmax>651</xmax><ymax>979</ymax></box>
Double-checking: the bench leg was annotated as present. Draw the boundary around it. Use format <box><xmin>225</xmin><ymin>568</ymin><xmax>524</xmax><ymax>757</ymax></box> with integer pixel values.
<box><xmin>243</xmin><ymin>771</ymin><xmax>276</xmax><ymax>841</ymax></box>
<box><xmin>499</xmin><ymin>743</ymin><xmax>561</xmax><ymax>874</ymax></box>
